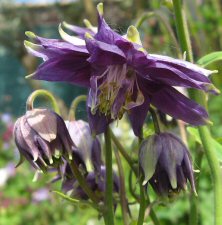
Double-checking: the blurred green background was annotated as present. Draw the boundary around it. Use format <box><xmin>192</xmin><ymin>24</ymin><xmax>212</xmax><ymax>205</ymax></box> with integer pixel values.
<box><xmin>0</xmin><ymin>0</ymin><xmax>222</xmax><ymax>224</ymax></box>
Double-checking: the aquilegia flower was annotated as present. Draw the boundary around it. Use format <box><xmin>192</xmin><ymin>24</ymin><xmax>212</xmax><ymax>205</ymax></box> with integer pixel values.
<box><xmin>14</xmin><ymin>108</ymin><xmax>74</xmax><ymax>172</ymax></box>
<box><xmin>65</xmin><ymin>119</ymin><xmax>103</xmax><ymax>173</ymax></box>
<box><xmin>25</xmin><ymin>3</ymin><xmax>218</xmax><ymax>137</ymax></box>
<box><xmin>61</xmin><ymin>120</ymin><xmax>119</xmax><ymax>202</ymax></box>
<box><xmin>139</xmin><ymin>132</ymin><xmax>196</xmax><ymax>196</ymax></box>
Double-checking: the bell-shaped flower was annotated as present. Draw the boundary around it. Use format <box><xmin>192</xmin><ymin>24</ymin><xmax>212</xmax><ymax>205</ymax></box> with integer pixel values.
<box><xmin>13</xmin><ymin>109</ymin><xmax>74</xmax><ymax>172</ymax></box>
<box><xmin>59</xmin><ymin>120</ymin><xmax>119</xmax><ymax>202</ymax></box>
<box><xmin>139</xmin><ymin>132</ymin><xmax>196</xmax><ymax>196</ymax></box>
<box><xmin>65</xmin><ymin>120</ymin><xmax>103</xmax><ymax>173</ymax></box>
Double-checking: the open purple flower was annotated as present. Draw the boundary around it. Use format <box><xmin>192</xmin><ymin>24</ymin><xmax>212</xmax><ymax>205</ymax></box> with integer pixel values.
<box><xmin>25</xmin><ymin>3</ymin><xmax>218</xmax><ymax>137</ymax></box>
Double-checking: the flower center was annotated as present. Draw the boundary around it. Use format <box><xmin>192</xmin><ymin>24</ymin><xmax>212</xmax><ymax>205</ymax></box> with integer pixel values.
<box><xmin>90</xmin><ymin>64</ymin><xmax>144</xmax><ymax>119</ymax></box>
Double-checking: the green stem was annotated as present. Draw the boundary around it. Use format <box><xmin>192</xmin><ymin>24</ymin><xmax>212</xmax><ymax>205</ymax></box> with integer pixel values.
<box><xmin>172</xmin><ymin>0</ymin><xmax>193</xmax><ymax>62</ymax></box>
<box><xmin>69</xmin><ymin>159</ymin><xmax>100</xmax><ymax>204</ymax></box>
<box><xmin>104</xmin><ymin>127</ymin><xmax>115</xmax><ymax>225</ymax></box>
<box><xmin>172</xmin><ymin>1</ymin><xmax>222</xmax><ymax>224</ymax></box>
<box><xmin>68</xmin><ymin>95</ymin><xmax>87</xmax><ymax>120</ymax></box>
<box><xmin>110</xmin><ymin>130</ymin><xmax>137</xmax><ymax>175</ymax></box>
<box><xmin>135</xmin><ymin>11</ymin><xmax>181</xmax><ymax>58</ymax></box>
<box><xmin>137</xmin><ymin>135</ymin><xmax>146</xmax><ymax>225</ymax></box>
<box><xmin>189</xmin><ymin>146</ymin><xmax>203</xmax><ymax>225</ymax></box>
<box><xmin>150</xmin><ymin>209</ymin><xmax>161</xmax><ymax>225</ymax></box>
<box><xmin>114</xmin><ymin>147</ymin><xmax>129</xmax><ymax>225</ymax></box>
<box><xmin>211</xmin><ymin>0</ymin><xmax>222</xmax><ymax>48</ymax></box>
<box><xmin>137</xmin><ymin>179</ymin><xmax>146</xmax><ymax>225</ymax></box>
<box><xmin>149</xmin><ymin>107</ymin><xmax>161</xmax><ymax>134</ymax></box>
<box><xmin>198</xmin><ymin>127</ymin><xmax>222</xmax><ymax>225</ymax></box>
<box><xmin>26</xmin><ymin>89</ymin><xmax>60</xmax><ymax>114</ymax></box>
<box><xmin>129</xmin><ymin>170</ymin><xmax>140</xmax><ymax>202</ymax></box>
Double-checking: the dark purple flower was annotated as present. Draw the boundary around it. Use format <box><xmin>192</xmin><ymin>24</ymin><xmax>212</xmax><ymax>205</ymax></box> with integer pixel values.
<box><xmin>62</xmin><ymin>166</ymin><xmax>119</xmax><ymax>202</ymax></box>
<box><xmin>13</xmin><ymin>108</ymin><xmax>74</xmax><ymax>172</ymax></box>
<box><xmin>139</xmin><ymin>132</ymin><xmax>196</xmax><ymax>196</ymax></box>
<box><xmin>25</xmin><ymin>3</ymin><xmax>218</xmax><ymax>137</ymax></box>
<box><xmin>59</xmin><ymin>120</ymin><xmax>119</xmax><ymax>202</ymax></box>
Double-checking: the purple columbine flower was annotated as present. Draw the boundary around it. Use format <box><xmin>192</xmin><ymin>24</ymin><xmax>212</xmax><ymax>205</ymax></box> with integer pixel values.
<box><xmin>25</xmin><ymin>3</ymin><xmax>218</xmax><ymax>137</ymax></box>
<box><xmin>65</xmin><ymin>120</ymin><xmax>103</xmax><ymax>173</ymax></box>
<box><xmin>139</xmin><ymin>132</ymin><xmax>196</xmax><ymax>196</ymax></box>
<box><xmin>60</xmin><ymin>120</ymin><xmax>119</xmax><ymax>203</ymax></box>
<box><xmin>13</xmin><ymin>109</ymin><xmax>74</xmax><ymax>172</ymax></box>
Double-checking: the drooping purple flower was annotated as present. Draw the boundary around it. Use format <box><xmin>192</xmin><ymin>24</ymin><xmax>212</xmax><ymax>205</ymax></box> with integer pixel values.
<box><xmin>60</xmin><ymin>121</ymin><xmax>119</xmax><ymax>203</ymax></box>
<box><xmin>25</xmin><ymin>3</ymin><xmax>218</xmax><ymax>137</ymax></box>
<box><xmin>65</xmin><ymin>120</ymin><xmax>103</xmax><ymax>173</ymax></box>
<box><xmin>62</xmin><ymin>165</ymin><xmax>120</xmax><ymax>204</ymax></box>
<box><xmin>13</xmin><ymin>108</ymin><xmax>74</xmax><ymax>172</ymax></box>
<box><xmin>139</xmin><ymin>132</ymin><xmax>196</xmax><ymax>196</ymax></box>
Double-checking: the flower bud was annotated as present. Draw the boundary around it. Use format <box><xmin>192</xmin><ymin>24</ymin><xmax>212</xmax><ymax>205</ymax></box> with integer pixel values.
<box><xmin>139</xmin><ymin>132</ymin><xmax>196</xmax><ymax>196</ymax></box>
<box><xmin>65</xmin><ymin>120</ymin><xmax>103</xmax><ymax>173</ymax></box>
<box><xmin>62</xmin><ymin>166</ymin><xmax>120</xmax><ymax>202</ymax></box>
<box><xmin>14</xmin><ymin>109</ymin><xmax>74</xmax><ymax>172</ymax></box>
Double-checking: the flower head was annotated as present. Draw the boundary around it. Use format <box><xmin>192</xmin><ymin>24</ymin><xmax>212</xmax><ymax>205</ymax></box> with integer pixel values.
<box><xmin>60</xmin><ymin>120</ymin><xmax>119</xmax><ymax>202</ymax></box>
<box><xmin>139</xmin><ymin>132</ymin><xmax>196</xmax><ymax>196</ymax></box>
<box><xmin>14</xmin><ymin>108</ymin><xmax>74</xmax><ymax>172</ymax></box>
<box><xmin>25</xmin><ymin>3</ymin><xmax>218</xmax><ymax>137</ymax></box>
<box><xmin>65</xmin><ymin>120</ymin><xmax>103</xmax><ymax>173</ymax></box>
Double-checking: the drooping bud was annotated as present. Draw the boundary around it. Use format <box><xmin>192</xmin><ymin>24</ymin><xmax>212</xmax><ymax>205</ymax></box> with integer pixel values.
<box><xmin>14</xmin><ymin>109</ymin><xmax>74</xmax><ymax>172</ymax></box>
<box><xmin>139</xmin><ymin>132</ymin><xmax>196</xmax><ymax>196</ymax></box>
<box><xmin>62</xmin><ymin>166</ymin><xmax>120</xmax><ymax>202</ymax></box>
<box><xmin>65</xmin><ymin>120</ymin><xmax>102</xmax><ymax>173</ymax></box>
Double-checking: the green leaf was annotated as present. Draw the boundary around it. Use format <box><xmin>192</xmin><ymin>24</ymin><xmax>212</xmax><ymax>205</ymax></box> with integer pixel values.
<box><xmin>197</xmin><ymin>51</ymin><xmax>222</xmax><ymax>67</ymax></box>
<box><xmin>187</xmin><ymin>127</ymin><xmax>222</xmax><ymax>161</ymax></box>
<box><xmin>53</xmin><ymin>190</ymin><xmax>99</xmax><ymax>210</ymax></box>
<box><xmin>53</xmin><ymin>190</ymin><xmax>80</xmax><ymax>204</ymax></box>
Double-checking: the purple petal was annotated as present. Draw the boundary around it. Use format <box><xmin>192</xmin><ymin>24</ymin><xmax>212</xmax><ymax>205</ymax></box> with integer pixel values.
<box><xmin>150</xmin><ymin>86</ymin><xmax>209</xmax><ymax>125</ymax></box>
<box><xmin>95</xmin><ymin>13</ymin><xmax>124</xmax><ymax>45</ymax></box>
<box><xmin>30</xmin><ymin>53</ymin><xmax>91</xmax><ymax>87</ymax></box>
<box><xmin>85</xmin><ymin>37</ymin><xmax>126</xmax><ymax>66</ymax></box>
<box><xmin>63</xmin><ymin>22</ymin><xmax>95</xmax><ymax>38</ymax></box>
<box><xmin>91</xmin><ymin>138</ymin><xmax>103</xmax><ymax>173</ymax></box>
<box><xmin>148</xmin><ymin>54</ymin><xmax>218</xmax><ymax>94</ymax></box>
<box><xmin>128</xmin><ymin>94</ymin><xmax>150</xmax><ymax>137</ymax></box>
<box><xmin>26</xmin><ymin>32</ymin><xmax>89</xmax><ymax>54</ymax></box>
<box><xmin>87</xmin><ymin>105</ymin><xmax>112</xmax><ymax>135</ymax></box>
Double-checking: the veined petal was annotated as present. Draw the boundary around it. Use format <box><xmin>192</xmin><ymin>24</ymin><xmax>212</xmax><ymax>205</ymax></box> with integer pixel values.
<box><xmin>26</xmin><ymin>31</ymin><xmax>88</xmax><ymax>54</ymax></box>
<box><xmin>85</xmin><ymin>37</ymin><xmax>126</xmax><ymax>66</ymax></box>
<box><xmin>150</xmin><ymin>86</ymin><xmax>209</xmax><ymax>125</ymax></box>
<box><xmin>143</xmin><ymin>62</ymin><xmax>214</xmax><ymax>92</ymax></box>
<box><xmin>148</xmin><ymin>54</ymin><xmax>219</xmax><ymax>94</ymax></box>
<box><xmin>150</xmin><ymin>54</ymin><xmax>213</xmax><ymax>77</ymax></box>
<box><xmin>63</xmin><ymin>21</ymin><xmax>96</xmax><ymax>38</ymax></box>
<box><xmin>28</xmin><ymin>53</ymin><xmax>91</xmax><ymax>87</ymax></box>
<box><xmin>128</xmin><ymin>94</ymin><xmax>150</xmax><ymax>137</ymax></box>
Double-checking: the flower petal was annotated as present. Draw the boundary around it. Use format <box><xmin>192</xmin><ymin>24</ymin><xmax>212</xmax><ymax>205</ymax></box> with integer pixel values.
<box><xmin>28</xmin><ymin>53</ymin><xmax>91</xmax><ymax>87</ymax></box>
<box><xmin>148</xmin><ymin>54</ymin><xmax>218</xmax><ymax>94</ymax></box>
<box><xmin>128</xmin><ymin>94</ymin><xmax>150</xmax><ymax>137</ymax></box>
<box><xmin>85</xmin><ymin>37</ymin><xmax>126</xmax><ymax>66</ymax></box>
<box><xmin>63</xmin><ymin>21</ymin><xmax>95</xmax><ymax>38</ymax></box>
<box><xmin>87</xmin><ymin>105</ymin><xmax>112</xmax><ymax>135</ymax></box>
<box><xmin>150</xmin><ymin>86</ymin><xmax>209</xmax><ymax>125</ymax></box>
